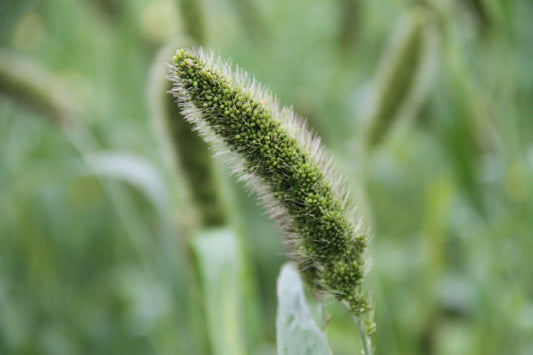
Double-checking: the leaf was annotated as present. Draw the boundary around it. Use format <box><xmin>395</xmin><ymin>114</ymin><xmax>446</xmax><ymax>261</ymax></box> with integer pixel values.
<box><xmin>84</xmin><ymin>152</ymin><xmax>170</xmax><ymax>213</ymax></box>
<box><xmin>192</xmin><ymin>228</ymin><xmax>246</xmax><ymax>355</ymax></box>
<box><xmin>276</xmin><ymin>263</ymin><xmax>331</xmax><ymax>355</ymax></box>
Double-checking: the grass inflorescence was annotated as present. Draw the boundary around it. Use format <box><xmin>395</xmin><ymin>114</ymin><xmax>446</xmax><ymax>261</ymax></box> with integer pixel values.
<box><xmin>169</xmin><ymin>48</ymin><xmax>375</xmax><ymax>341</ymax></box>
<box><xmin>366</xmin><ymin>7</ymin><xmax>438</xmax><ymax>148</ymax></box>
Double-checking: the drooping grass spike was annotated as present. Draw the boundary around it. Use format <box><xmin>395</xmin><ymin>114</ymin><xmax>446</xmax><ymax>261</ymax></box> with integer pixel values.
<box><xmin>0</xmin><ymin>50</ymin><xmax>71</xmax><ymax>126</ymax></box>
<box><xmin>365</xmin><ymin>7</ymin><xmax>439</xmax><ymax>148</ymax></box>
<box><xmin>149</xmin><ymin>40</ymin><xmax>228</xmax><ymax>229</ymax></box>
<box><xmin>169</xmin><ymin>48</ymin><xmax>375</xmax><ymax>351</ymax></box>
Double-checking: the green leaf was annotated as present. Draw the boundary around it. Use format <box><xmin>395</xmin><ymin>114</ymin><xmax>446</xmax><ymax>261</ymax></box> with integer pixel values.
<box><xmin>192</xmin><ymin>228</ymin><xmax>246</xmax><ymax>355</ymax></box>
<box><xmin>276</xmin><ymin>263</ymin><xmax>331</xmax><ymax>355</ymax></box>
<box><xmin>84</xmin><ymin>152</ymin><xmax>170</xmax><ymax>213</ymax></box>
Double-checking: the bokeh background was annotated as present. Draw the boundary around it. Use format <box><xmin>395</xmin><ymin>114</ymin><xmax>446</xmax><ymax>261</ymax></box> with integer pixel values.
<box><xmin>1</xmin><ymin>0</ymin><xmax>532</xmax><ymax>354</ymax></box>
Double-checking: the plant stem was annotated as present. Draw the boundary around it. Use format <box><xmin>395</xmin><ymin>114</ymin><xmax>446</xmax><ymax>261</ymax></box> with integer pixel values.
<box><xmin>317</xmin><ymin>301</ymin><xmax>325</xmax><ymax>330</ymax></box>
<box><xmin>355</xmin><ymin>316</ymin><xmax>372</xmax><ymax>355</ymax></box>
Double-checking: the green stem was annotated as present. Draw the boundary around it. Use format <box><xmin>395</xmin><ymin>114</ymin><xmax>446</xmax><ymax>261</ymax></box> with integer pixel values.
<box><xmin>355</xmin><ymin>316</ymin><xmax>372</xmax><ymax>355</ymax></box>
<box><xmin>317</xmin><ymin>300</ymin><xmax>325</xmax><ymax>330</ymax></box>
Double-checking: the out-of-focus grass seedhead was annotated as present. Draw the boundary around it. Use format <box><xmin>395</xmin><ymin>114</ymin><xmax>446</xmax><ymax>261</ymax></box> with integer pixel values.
<box><xmin>365</xmin><ymin>7</ymin><xmax>439</xmax><ymax>149</ymax></box>
<box><xmin>0</xmin><ymin>50</ymin><xmax>72</xmax><ymax>126</ymax></box>
<box><xmin>149</xmin><ymin>40</ymin><xmax>228</xmax><ymax>230</ymax></box>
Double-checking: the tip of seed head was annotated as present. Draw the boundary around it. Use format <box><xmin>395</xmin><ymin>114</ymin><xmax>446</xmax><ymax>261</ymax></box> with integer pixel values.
<box><xmin>172</xmin><ymin>48</ymin><xmax>193</xmax><ymax>65</ymax></box>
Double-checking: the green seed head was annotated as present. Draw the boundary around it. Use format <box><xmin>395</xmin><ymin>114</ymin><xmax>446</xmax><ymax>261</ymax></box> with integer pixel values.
<box><xmin>366</xmin><ymin>7</ymin><xmax>439</xmax><ymax>148</ymax></box>
<box><xmin>169</xmin><ymin>48</ymin><xmax>374</xmax><ymax>332</ymax></box>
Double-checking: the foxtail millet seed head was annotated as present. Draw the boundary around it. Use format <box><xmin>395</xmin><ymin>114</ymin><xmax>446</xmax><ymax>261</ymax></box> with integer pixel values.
<box><xmin>169</xmin><ymin>48</ymin><xmax>374</xmax><ymax>334</ymax></box>
<box><xmin>366</xmin><ymin>7</ymin><xmax>439</xmax><ymax>148</ymax></box>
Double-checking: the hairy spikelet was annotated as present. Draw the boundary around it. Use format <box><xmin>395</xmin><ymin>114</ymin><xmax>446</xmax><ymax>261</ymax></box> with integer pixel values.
<box><xmin>168</xmin><ymin>49</ymin><xmax>374</xmax><ymax>336</ymax></box>
<box><xmin>366</xmin><ymin>7</ymin><xmax>439</xmax><ymax>148</ymax></box>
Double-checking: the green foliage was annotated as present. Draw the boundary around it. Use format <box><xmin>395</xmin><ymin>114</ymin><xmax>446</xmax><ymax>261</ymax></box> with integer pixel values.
<box><xmin>276</xmin><ymin>263</ymin><xmax>331</xmax><ymax>355</ymax></box>
<box><xmin>229</xmin><ymin>0</ymin><xmax>267</xmax><ymax>41</ymax></box>
<box><xmin>177</xmin><ymin>0</ymin><xmax>206</xmax><ymax>44</ymax></box>
<box><xmin>192</xmin><ymin>228</ymin><xmax>246</xmax><ymax>355</ymax></box>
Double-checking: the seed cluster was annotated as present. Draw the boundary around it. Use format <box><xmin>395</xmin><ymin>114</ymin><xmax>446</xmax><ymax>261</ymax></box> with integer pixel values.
<box><xmin>367</xmin><ymin>8</ymin><xmax>436</xmax><ymax>148</ymax></box>
<box><xmin>169</xmin><ymin>49</ymin><xmax>373</xmax><ymax>331</ymax></box>
<box><xmin>368</xmin><ymin>24</ymin><xmax>423</xmax><ymax>147</ymax></box>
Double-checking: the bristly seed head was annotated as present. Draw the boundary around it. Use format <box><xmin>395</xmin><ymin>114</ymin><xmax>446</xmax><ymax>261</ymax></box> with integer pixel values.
<box><xmin>169</xmin><ymin>48</ymin><xmax>374</xmax><ymax>334</ymax></box>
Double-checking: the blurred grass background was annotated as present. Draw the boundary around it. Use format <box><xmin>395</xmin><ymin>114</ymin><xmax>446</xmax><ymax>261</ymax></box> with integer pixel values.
<box><xmin>0</xmin><ymin>0</ymin><xmax>532</xmax><ymax>354</ymax></box>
